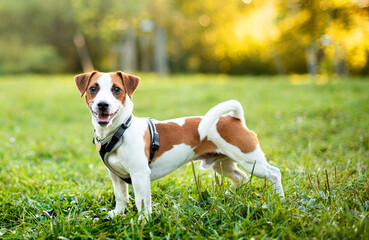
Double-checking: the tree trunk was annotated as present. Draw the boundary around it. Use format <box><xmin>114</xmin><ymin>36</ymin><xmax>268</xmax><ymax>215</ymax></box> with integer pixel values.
<box><xmin>271</xmin><ymin>48</ymin><xmax>287</xmax><ymax>75</ymax></box>
<box><xmin>306</xmin><ymin>40</ymin><xmax>318</xmax><ymax>78</ymax></box>
<box><xmin>153</xmin><ymin>26</ymin><xmax>169</xmax><ymax>76</ymax></box>
<box><xmin>120</xmin><ymin>28</ymin><xmax>137</xmax><ymax>72</ymax></box>
<box><xmin>333</xmin><ymin>43</ymin><xmax>349</xmax><ymax>77</ymax></box>
<box><xmin>140</xmin><ymin>34</ymin><xmax>151</xmax><ymax>72</ymax></box>
<box><xmin>73</xmin><ymin>34</ymin><xmax>94</xmax><ymax>72</ymax></box>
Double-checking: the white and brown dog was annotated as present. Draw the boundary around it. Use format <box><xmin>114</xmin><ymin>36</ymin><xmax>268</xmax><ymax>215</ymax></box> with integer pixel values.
<box><xmin>74</xmin><ymin>71</ymin><xmax>284</xmax><ymax>219</ymax></box>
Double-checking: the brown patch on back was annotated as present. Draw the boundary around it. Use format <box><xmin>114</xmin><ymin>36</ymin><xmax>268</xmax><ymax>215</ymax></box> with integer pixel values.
<box><xmin>217</xmin><ymin>115</ymin><xmax>259</xmax><ymax>153</ymax></box>
<box><xmin>149</xmin><ymin>117</ymin><xmax>217</xmax><ymax>162</ymax></box>
<box><xmin>193</xmin><ymin>136</ymin><xmax>217</xmax><ymax>154</ymax></box>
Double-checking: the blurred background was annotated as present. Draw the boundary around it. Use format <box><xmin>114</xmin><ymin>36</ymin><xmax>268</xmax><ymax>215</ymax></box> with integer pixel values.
<box><xmin>0</xmin><ymin>0</ymin><xmax>368</xmax><ymax>76</ymax></box>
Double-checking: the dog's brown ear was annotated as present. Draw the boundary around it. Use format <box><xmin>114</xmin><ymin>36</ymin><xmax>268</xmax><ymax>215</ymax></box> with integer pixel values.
<box><xmin>116</xmin><ymin>71</ymin><xmax>140</xmax><ymax>98</ymax></box>
<box><xmin>74</xmin><ymin>71</ymin><xmax>97</xmax><ymax>97</ymax></box>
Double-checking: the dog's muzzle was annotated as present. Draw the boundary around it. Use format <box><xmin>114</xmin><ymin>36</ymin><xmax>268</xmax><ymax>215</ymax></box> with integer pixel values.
<box><xmin>92</xmin><ymin>101</ymin><xmax>119</xmax><ymax>125</ymax></box>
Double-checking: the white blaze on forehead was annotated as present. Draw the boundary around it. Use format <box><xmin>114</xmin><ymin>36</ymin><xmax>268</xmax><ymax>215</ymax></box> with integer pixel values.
<box><xmin>92</xmin><ymin>73</ymin><xmax>122</xmax><ymax>115</ymax></box>
<box><xmin>97</xmin><ymin>73</ymin><xmax>113</xmax><ymax>92</ymax></box>
<box><xmin>95</xmin><ymin>73</ymin><xmax>114</xmax><ymax>101</ymax></box>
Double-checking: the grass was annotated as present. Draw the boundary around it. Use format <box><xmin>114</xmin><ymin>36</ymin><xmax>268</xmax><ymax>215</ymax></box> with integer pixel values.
<box><xmin>0</xmin><ymin>74</ymin><xmax>368</xmax><ymax>239</ymax></box>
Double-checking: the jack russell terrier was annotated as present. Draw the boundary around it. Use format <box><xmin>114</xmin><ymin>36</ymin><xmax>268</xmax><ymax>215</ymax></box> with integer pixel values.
<box><xmin>74</xmin><ymin>71</ymin><xmax>284</xmax><ymax>219</ymax></box>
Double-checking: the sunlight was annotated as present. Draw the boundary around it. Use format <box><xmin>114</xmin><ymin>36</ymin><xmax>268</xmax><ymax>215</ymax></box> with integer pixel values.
<box><xmin>242</xmin><ymin>0</ymin><xmax>252</xmax><ymax>4</ymax></box>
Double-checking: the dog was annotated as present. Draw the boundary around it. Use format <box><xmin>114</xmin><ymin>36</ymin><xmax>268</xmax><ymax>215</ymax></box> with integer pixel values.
<box><xmin>74</xmin><ymin>71</ymin><xmax>284</xmax><ymax>219</ymax></box>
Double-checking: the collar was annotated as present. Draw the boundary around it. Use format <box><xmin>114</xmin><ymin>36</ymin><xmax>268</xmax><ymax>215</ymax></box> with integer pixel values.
<box><xmin>94</xmin><ymin>125</ymin><xmax>121</xmax><ymax>145</ymax></box>
<box><xmin>93</xmin><ymin>114</ymin><xmax>133</xmax><ymax>151</ymax></box>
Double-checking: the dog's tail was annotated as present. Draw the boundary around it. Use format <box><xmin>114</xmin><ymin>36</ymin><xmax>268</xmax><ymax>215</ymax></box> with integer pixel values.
<box><xmin>198</xmin><ymin>100</ymin><xmax>246</xmax><ymax>141</ymax></box>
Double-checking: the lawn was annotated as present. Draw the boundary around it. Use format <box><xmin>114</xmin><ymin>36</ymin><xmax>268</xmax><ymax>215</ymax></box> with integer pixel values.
<box><xmin>0</xmin><ymin>74</ymin><xmax>368</xmax><ymax>239</ymax></box>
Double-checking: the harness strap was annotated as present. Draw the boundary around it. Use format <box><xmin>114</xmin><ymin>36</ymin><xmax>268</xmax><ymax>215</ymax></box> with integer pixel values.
<box><xmin>147</xmin><ymin>118</ymin><xmax>160</xmax><ymax>164</ymax></box>
<box><xmin>96</xmin><ymin>115</ymin><xmax>133</xmax><ymax>184</ymax></box>
<box><xmin>105</xmin><ymin>117</ymin><xmax>130</xmax><ymax>152</ymax></box>
<box><xmin>93</xmin><ymin>115</ymin><xmax>160</xmax><ymax>185</ymax></box>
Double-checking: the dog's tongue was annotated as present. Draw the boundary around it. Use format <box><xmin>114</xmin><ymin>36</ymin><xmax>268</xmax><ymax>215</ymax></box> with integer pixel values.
<box><xmin>98</xmin><ymin>113</ymin><xmax>110</xmax><ymax>124</ymax></box>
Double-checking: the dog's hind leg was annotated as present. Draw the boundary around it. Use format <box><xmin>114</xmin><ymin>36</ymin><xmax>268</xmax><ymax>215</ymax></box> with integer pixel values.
<box><xmin>236</xmin><ymin>146</ymin><xmax>284</xmax><ymax>197</ymax></box>
<box><xmin>198</xmin><ymin>100</ymin><xmax>284</xmax><ymax>197</ymax></box>
<box><xmin>108</xmin><ymin>170</ymin><xmax>129</xmax><ymax>218</ymax></box>
<box><xmin>205</xmin><ymin>133</ymin><xmax>284</xmax><ymax>196</ymax></box>
<box><xmin>212</xmin><ymin>158</ymin><xmax>247</xmax><ymax>187</ymax></box>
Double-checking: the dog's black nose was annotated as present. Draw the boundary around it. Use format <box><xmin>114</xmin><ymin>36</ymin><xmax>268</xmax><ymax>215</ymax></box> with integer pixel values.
<box><xmin>97</xmin><ymin>102</ymin><xmax>109</xmax><ymax>111</ymax></box>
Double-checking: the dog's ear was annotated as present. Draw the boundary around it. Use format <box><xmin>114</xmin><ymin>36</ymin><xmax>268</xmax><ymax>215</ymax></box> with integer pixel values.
<box><xmin>116</xmin><ymin>71</ymin><xmax>140</xmax><ymax>98</ymax></box>
<box><xmin>74</xmin><ymin>71</ymin><xmax>98</xmax><ymax>97</ymax></box>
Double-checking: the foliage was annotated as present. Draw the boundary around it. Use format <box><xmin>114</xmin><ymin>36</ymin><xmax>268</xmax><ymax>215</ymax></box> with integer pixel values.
<box><xmin>274</xmin><ymin>0</ymin><xmax>369</xmax><ymax>74</ymax></box>
<box><xmin>0</xmin><ymin>0</ymin><xmax>368</xmax><ymax>75</ymax></box>
<box><xmin>0</xmin><ymin>74</ymin><xmax>369</xmax><ymax>239</ymax></box>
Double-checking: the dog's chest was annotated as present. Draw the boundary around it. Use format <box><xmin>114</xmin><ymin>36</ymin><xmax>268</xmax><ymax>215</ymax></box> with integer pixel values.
<box><xmin>106</xmin><ymin>153</ymin><xmax>130</xmax><ymax>176</ymax></box>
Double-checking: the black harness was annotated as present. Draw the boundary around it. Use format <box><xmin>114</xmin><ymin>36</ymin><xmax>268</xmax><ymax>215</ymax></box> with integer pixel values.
<box><xmin>93</xmin><ymin>115</ymin><xmax>159</xmax><ymax>184</ymax></box>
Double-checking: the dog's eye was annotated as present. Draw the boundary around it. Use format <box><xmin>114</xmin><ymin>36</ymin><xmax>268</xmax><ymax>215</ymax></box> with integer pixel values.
<box><xmin>112</xmin><ymin>86</ymin><xmax>121</xmax><ymax>95</ymax></box>
<box><xmin>89</xmin><ymin>86</ymin><xmax>97</xmax><ymax>94</ymax></box>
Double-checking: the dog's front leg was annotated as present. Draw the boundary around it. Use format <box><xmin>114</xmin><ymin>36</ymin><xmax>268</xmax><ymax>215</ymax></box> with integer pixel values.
<box><xmin>130</xmin><ymin>171</ymin><xmax>152</xmax><ymax>221</ymax></box>
<box><xmin>108</xmin><ymin>170</ymin><xmax>129</xmax><ymax>218</ymax></box>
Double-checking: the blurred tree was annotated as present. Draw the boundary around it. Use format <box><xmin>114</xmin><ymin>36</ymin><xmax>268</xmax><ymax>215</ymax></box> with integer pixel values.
<box><xmin>71</xmin><ymin>0</ymin><xmax>147</xmax><ymax>71</ymax></box>
<box><xmin>0</xmin><ymin>0</ymin><xmax>76</xmax><ymax>73</ymax></box>
<box><xmin>161</xmin><ymin>0</ymin><xmax>278</xmax><ymax>74</ymax></box>
<box><xmin>274</xmin><ymin>0</ymin><xmax>369</xmax><ymax>75</ymax></box>
<box><xmin>0</xmin><ymin>0</ymin><xmax>368</xmax><ymax>75</ymax></box>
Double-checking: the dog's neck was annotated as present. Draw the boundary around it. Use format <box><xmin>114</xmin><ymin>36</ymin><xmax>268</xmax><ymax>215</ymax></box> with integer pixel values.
<box><xmin>93</xmin><ymin>99</ymin><xmax>134</xmax><ymax>140</ymax></box>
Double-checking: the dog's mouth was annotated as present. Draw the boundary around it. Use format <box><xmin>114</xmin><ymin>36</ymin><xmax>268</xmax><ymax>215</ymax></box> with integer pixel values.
<box><xmin>92</xmin><ymin>109</ymin><xmax>119</xmax><ymax>125</ymax></box>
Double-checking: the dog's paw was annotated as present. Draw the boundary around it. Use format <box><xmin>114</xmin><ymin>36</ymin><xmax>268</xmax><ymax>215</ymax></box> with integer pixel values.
<box><xmin>138</xmin><ymin>213</ymin><xmax>150</xmax><ymax>224</ymax></box>
<box><xmin>108</xmin><ymin>209</ymin><xmax>125</xmax><ymax>219</ymax></box>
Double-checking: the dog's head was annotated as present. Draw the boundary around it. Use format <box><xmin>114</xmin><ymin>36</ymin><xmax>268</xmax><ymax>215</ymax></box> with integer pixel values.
<box><xmin>74</xmin><ymin>71</ymin><xmax>140</xmax><ymax>127</ymax></box>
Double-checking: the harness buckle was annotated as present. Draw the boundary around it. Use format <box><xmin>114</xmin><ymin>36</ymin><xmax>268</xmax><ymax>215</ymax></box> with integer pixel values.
<box><xmin>152</xmin><ymin>141</ymin><xmax>160</xmax><ymax>150</ymax></box>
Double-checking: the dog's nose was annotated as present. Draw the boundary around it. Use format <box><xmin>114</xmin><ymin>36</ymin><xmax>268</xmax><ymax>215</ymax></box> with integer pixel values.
<box><xmin>97</xmin><ymin>101</ymin><xmax>109</xmax><ymax>111</ymax></box>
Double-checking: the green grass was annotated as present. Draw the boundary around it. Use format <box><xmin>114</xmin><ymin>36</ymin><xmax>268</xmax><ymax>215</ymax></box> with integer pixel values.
<box><xmin>0</xmin><ymin>74</ymin><xmax>369</xmax><ymax>239</ymax></box>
